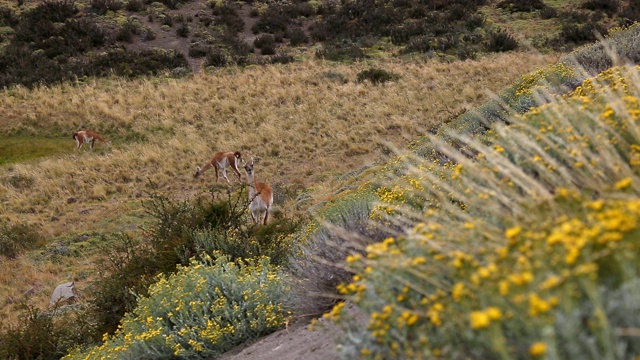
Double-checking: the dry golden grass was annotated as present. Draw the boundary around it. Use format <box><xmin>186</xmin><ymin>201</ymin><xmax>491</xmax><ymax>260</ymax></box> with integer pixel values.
<box><xmin>0</xmin><ymin>52</ymin><xmax>556</xmax><ymax>326</ymax></box>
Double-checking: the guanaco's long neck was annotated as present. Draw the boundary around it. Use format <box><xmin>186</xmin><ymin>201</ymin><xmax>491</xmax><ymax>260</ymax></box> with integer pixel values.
<box><xmin>246</xmin><ymin>172</ymin><xmax>257</xmax><ymax>199</ymax></box>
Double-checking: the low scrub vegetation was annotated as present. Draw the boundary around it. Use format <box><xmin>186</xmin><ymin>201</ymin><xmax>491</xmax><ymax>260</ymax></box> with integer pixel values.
<box><xmin>0</xmin><ymin>0</ymin><xmax>637</xmax><ymax>87</ymax></box>
<box><xmin>65</xmin><ymin>255</ymin><xmax>291</xmax><ymax>359</ymax></box>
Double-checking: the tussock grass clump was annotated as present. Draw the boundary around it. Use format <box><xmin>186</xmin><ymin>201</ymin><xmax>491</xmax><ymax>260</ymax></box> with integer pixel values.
<box><xmin>65</xmin><ymin>255</ymin><xmax>291</xmax><ymax>359</ymax></box>
<box><xmin>326</xmin><ymin>63</ymin><xmax>640</xmax><ymax>358</ymax></box>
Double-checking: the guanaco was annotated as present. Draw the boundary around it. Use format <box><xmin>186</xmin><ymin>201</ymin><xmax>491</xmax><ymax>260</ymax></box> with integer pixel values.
<box><xmin>73</xmin><ymin>130</ymin><xmax>110</xmax><ymax>150</ymax></box>
<box><xmin>243</xmin><ymin>157</ymin><xmax>273</xmax><ymax>225</ymax></box>
<box><xmin>194</xmin><ymin>151</ymin><xmax>242</xmax><ymax>183</ymax></box>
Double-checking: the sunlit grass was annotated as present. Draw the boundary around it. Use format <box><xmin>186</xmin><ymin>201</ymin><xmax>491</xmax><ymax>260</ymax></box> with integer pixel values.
<box><xmin>0</xmin><ymin>137</ymin><xmax>70</xmax><ymax>165</ymax></box>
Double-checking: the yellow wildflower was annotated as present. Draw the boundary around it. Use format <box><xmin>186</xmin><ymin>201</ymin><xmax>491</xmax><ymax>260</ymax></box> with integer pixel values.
<box><xmin>529</xmin><ymin>342</ymin><xmax>547</xmax><ymax>357</ymax></box>
<box><xmin>470</xmin><ymin>311</ymin><xmax>490</xmax><ymax>329</ymax></box>
<box><xmin>615</xmin><ymin>177</ymin><xmax>633</xmax><ymax>190</ymax></box>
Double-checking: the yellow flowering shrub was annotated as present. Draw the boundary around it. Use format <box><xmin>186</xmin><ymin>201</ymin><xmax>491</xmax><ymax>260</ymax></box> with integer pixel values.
<box><xmin>329</xmin><ymin>63</ymin><xmax>640</xmax><ymax>359</ymax></box>
<box><xmin>64</xmin><ymin>254</ymin><xmax>291</xmax><ymax>359</ymax></box>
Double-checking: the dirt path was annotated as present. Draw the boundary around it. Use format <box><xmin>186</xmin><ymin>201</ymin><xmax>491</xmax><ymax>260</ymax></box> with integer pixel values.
<box><xmin>217</xmin><ymin>318</ymin><xmax>340</xmax><ymax>360</ymax></box>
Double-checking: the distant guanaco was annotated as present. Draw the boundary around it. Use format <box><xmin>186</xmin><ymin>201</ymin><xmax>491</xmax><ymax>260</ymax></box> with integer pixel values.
<box><xmin>73</xmin><ymin>130</ymin><xmax>110</xmax><ymax>150</ymax></box>
<box><xmin>194</xmin><ymin>151</ymin><xmax>243</xmax><ymax>183</ymax></box>
<box><xmin>243</xmin><ymin>157</ymin><xmax>273</xmax><ymax>225</ymax></box>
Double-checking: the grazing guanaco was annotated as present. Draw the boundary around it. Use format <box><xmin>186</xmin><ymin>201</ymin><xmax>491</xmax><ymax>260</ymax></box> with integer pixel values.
<box><xmin>194</xmin><ymin>151</ymin><xmax>242</xmax><ymax>183</ymax></box>
<box><xmin>243</xmin><ymin>157</ymin><xmax>273</xmax><ymax>225</ymax></box>
<box><xmin>73</xmin><ymin>130</ymin><xmax>110</xmax><ymax>150</ymax></box>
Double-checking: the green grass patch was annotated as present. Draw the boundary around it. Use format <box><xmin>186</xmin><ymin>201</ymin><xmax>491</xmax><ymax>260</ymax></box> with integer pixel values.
<box><xmin>0</xmin><ymin>137</ymin><xmax>71</xmax><ymax>165</ymax></box>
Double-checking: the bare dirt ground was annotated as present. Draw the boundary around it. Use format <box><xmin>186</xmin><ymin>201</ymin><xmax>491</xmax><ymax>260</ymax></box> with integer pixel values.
<box><xmin>217</xmin><ymin>318</ymin><xmax>341</xmax><ymax>360</ymax></box>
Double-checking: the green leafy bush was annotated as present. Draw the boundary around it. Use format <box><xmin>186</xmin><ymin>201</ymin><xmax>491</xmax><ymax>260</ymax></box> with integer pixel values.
<box><xmin>65</xmin><ymin>255</ymin><xmax>292</xmax><ymax>359</ymax></box>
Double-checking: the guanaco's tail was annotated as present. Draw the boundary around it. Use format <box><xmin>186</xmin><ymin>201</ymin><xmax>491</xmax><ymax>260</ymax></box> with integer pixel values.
<box><xmin>72</xmin><ymin>132</ymin><xmax>78</xmax><ymax>140</ymax></box>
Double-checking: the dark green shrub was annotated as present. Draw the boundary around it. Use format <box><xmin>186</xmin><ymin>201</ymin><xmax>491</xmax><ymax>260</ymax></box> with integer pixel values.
<box><xmin>582</xmin><ymin>0</ymin><xmax>620</xmax><ymax>14</ymax></box>
<box><xmin>356</xmin><ymin>68</ymin><xmax>400</xmax><ymax>84</ymax></box>
<box><xmin>540</xmin><ymin>6</ymin><xmax>558</xmax><ymax>19</ymax></box>
<box><xmin>486</xmin><ymin>28</ymin><xmax>518</xmax><ymax>52</ymax></box>
<box><xmin>156</xmin><ymin>0</ymin><xmax>180</xmax><ymax>10</ymax></box>
<box><xmin>252</xmin><ymin>5</ymin><xmax>290</xmax><ymax>34</ymax></box>
<box><xmin>124</xmin><ymin>0</ymin><xmax>144</xmax><ymax>11</ymax></box>
<box><xmin>447</xmin><ymin>3</ymin><xmax>471</xmax><ymax>21</ymax></box>
<box><xmin>497</xmin><ymin>0</ymin><xmax>546</xmax><ymax>12</ymax></box>
<box><xmin>141</xmin><ymin>27</ymin><xmax>155</xmax><ymax>41</ymax></box>
<box><xmin>89</xmin><ymin>0</ymin><xmax>122</xmax><ymax>15</ymax></box>
<box><xmin>0</xmin><ymin>304</ymin><xmax>94</xmax><ymax>360</ymax></box>
<box><xmin>560</xmin><ymin>21</ymin><xmax>605</xmax><ymax>44</ymax></box>
<box><xmin>188</xmin><ymin>42</ymin><xmax>209</xmax><ymax>58</ymax></box>
<box><xmin>315</xmin><ymin>42</ymin><xmax>366</xmax><ymax>62</ymax></box>
<box><xmin>287</xmin><ymin>27</ymin><xmax>308</xmax><ymax>46</ymax></box>
<box><xmin>88</xmin><ymin>187</ymin><xmax>301</xmax><ymax>336</ymax></box>
<box><xmin>0</xmin><ymin>222</ymin><xmax>42</xmax><ymax>259</ymax></box>
<box><xmin>0</xmin><ymin>7</ymin><xmax>18</xmax><ymax>27</ymax></box>
<box><xmin>465</xmin><ymin>13</ymin><xmax>485</xmax><ymax>29</ymax></box>
<box><xmin>161</xmin><ymin>14</ymin><xmax>173</xmax><ymax>27</ymax></box>
<box><xmin>176</xmin><ymin>22</ymin><xmax>189</xmax><ymax>37</ymax></box>
<box><xmin>89</xmin><ymin>234</ymin><xmax>157</xmax><ymax>336</ymax></box>
<box><xmin>556</xmin><ymin>10</ymin><xmax>607</xmax><ymax>45</ymax></box>
<box><xmin>115</xmin><ymin>20</ymin><xmax>140</xmax><ymax>43</ymax></box>
<box><xmin>212</xmin><ymin>3</ymin><xmax>244</xmax><ymax>33</ymax></box>
<box><xmin>254</xmin><ymin>34</ymin><xmax>276</xmax><ymax>55</ymax></box>
<box><xmin>205</xmin><ymin>47</ymin><xmax>228</xmax><ymax>67</ymax></box>
<box><xmin>85</xmin><ymin>48</ymin><xmax>189</xmax><ymax>78</ymax></box>
<box><xmin>294</xmin><ymin>2</ymin><xmax>315</xmax><ymax>17</ymax></box>
<box><xmin>401</xmin><ymin>35</ymin><xmax>433</xmax><ymax>54</ymax></box>
<box><xmin>390</xmin><ymin>20</ymin><xmax>427</xmax><ymax>45</ymax></box>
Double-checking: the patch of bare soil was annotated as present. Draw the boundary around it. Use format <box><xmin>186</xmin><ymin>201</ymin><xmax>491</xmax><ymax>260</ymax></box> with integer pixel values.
<box><xmin>217</xmin><ymin>302</ymin><xmax>366</xmax><ymax>360</ymax></box>
<box><xmin>216</xmin><ymin>318</ymin><xmax>340</xmax><ymax>360</ymax></box>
